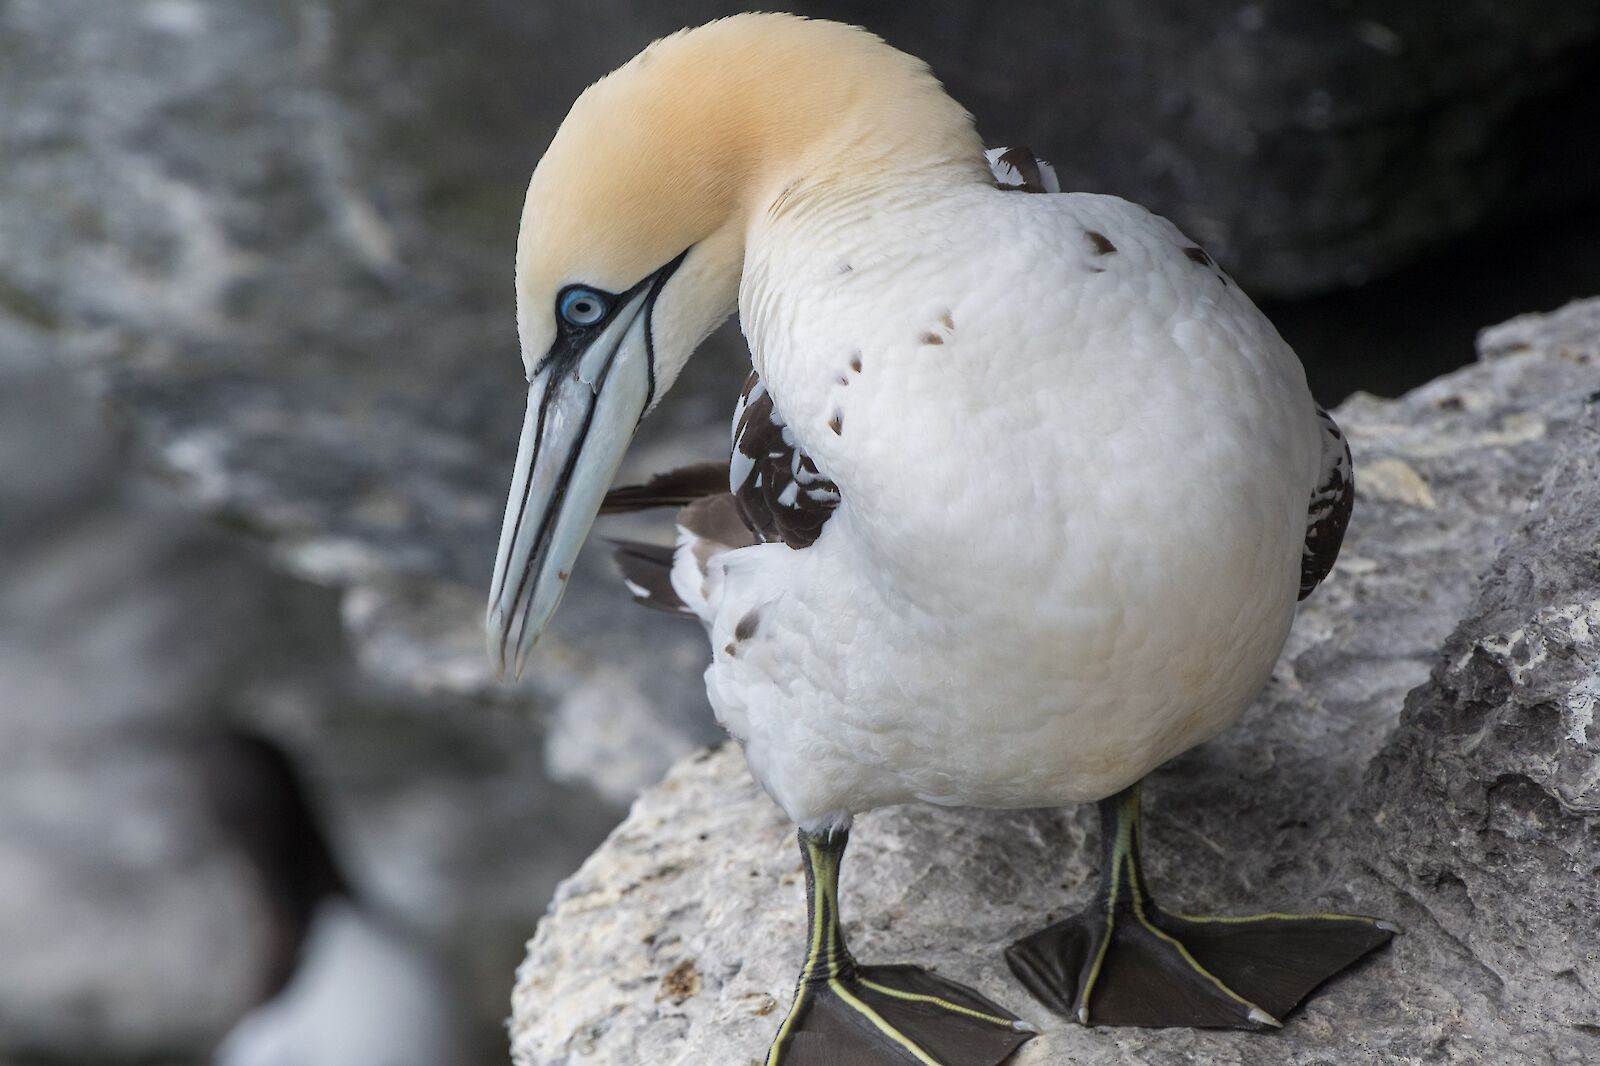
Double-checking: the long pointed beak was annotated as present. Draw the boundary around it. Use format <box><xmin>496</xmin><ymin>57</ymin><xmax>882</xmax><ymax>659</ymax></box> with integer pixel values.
<box><xmin>486</xmin><ymin>289</ymin><xmax>654</xmax><ymax>678</ymax></box>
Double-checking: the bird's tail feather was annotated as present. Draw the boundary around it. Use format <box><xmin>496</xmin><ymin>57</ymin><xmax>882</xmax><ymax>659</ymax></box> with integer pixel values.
<box><xmin>609</xmin><ymin>539</ymin><xmax>694</xmax><ymax>615</ymax></box>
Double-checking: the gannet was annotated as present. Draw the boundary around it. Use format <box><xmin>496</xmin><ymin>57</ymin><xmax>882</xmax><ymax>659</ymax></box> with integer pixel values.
<box><xmin>203</xmin><ymin>735</ymin><xmax>465</xmax><ymax>1066</ymax></box>
<box><xmin>487</xmin><ymin>14</ymin><xmax>1391</xmax><ymax>1064</ymax></box>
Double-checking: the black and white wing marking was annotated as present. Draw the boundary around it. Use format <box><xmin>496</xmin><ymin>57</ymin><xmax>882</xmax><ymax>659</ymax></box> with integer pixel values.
<box><xmin>986</xmin><ymin>146</ymin><xmax>1061</xmax><ymax>194</ymax></box>
<box><xmin>731</xmin><ymin>370</ymin><xmax>840</xmax><ymax>550</ymax></box>
<box><xmin>599</xmin><ymin>370</ymin><xmax>840</xmax><ymax>615</ymax></box>
<box><xmin>1300</xmin><ymin>406</ymin><xmax>1354</xmax><ymax>600</ymax></box>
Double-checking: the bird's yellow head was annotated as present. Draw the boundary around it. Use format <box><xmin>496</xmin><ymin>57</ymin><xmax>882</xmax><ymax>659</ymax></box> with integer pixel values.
<box><xmin>489</xmin><ymin>14</ymin><xmax>983</xmax><ymax>675</ymax></box>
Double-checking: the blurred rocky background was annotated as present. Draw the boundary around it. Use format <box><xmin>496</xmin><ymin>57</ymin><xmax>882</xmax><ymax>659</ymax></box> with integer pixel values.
<box><xmin>1</xmin><ymin>0</ymin><xmax>1597</xmax><ymax>1063</ymax></box>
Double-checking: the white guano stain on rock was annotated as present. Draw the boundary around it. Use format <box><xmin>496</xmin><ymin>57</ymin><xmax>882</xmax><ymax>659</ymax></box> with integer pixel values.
<box><xmin>1358</xmin><ymin>457</ymin><xmax>1437</xmax><ymax>509</ymax></box>
<box><xmin>1566</xmin><ymin>675</ymin><xmax>1600</xmax><ymax>747</ymax></box>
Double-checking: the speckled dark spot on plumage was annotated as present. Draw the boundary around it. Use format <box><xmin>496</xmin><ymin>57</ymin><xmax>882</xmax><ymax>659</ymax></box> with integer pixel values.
<box><xmin>836</xmin><ymin>374</ymin><xmax>848</xmax><ymax>386</ymax></box>
<box><xmin>1085</xmin><ymin>231</ymin><xmax>1117</xmax><ymax>255</ymax></box>
<box><xmin>724</xmin><ymin>642</ymin><xmax>737</xmax><ymax>657</ymax></box>
<box><xmin>828</xmin><ymin>413</ymin><xmax>843</xmax><ymax>435</ymax></box>
<box><xmin>849</xmin><ymin>353</ymin><xmax>862</xmax><ymax>372</ymax></box>
<box><xmin>939</xmin><ymin>311</ymin><xmax>955</xmax><ymax>331</ymax></box>
<box><xmin>735</xmin><ymin>610</ymin><xmax>760</xmax><ymax>642</ymax></box>
<box><xmin>921</xmin><ymin>332</ymin><xmax>944</xmax><ymax>345</ymax></box>
<box><xmin>1183</xmin><ymin>246</ymin><xmax>1213</xmax><ymax>267</ymax></box>
<box><xmin>558</xmin><ymin>571</ymin><xmax>570</xmax><ymax>581</ymax></box>
<box><xmin>1087</xmin><ymin>266</ymin><xmax>1106</xmax><ymax>274</ymax></box>
<box><xmin>837</xmin><ymin>262</ymin><xmax>853</xmax><ymax>274</ymax></box>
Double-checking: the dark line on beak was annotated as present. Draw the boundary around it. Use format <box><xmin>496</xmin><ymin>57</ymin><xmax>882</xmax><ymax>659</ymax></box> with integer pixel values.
<box><xmin>503</xmin><ymin>333</ymin><xmax>635</xmax><ymax>665</ymax></box>
<box><xmin>502</xmin><ymin>383</ymin><xmax>597</xmax><ymax>667</ymax></box>
<box><xmin>489</xmin><ymin>369</ymin><xmax>560</xmax><ymax>611</ymax></box>
<box><xmin>502</xmin><ymin>385</ymin><xmax>592</xmax><ymax>659</ymax></box>
<box><xmin>494</xmin><ymin>379</ymin><xmax>562</xmax><ymax>664</ymax></box>
<box><xmin>490</xmin><ymin>382</ymin><xmax>554</xmax><ymax>612</ymax></box>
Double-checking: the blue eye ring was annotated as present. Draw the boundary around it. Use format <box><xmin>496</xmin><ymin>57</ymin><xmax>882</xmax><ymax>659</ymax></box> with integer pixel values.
<box><xmin>558</xmin><ymin>287</ymin><xmax>609</xmax><ymax>327</ymax></box>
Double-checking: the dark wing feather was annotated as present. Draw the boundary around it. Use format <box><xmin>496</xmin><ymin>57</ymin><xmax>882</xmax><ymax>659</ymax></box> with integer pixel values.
<box><xmin>609</xmin><ymin>539</ymin><xmax>691</xmax><ymax>614</ymax></box>
<box><xmin>600</xmin><ymin>463</ymin><xmax>728</xmax><ymax>514</ymax></box>
<box><xmin>600</xmin><ymin>369</ymin><xmax>840</xmax><ymax>619</ymax></box>
<box><xmin>1300</xmin><ymin>406</ymin><xmax>1354</xmax><ymax>600</ymax></box>
<box><xmin>603</xmin><ymin>494</ymin><xmax>758</xmax><ymax>618</ymax></box>
<box><xmin>730</xmin><ymin>370</ymin><xmax>840</xmax><ymax>549</ymax></box>
<box><xmin>602</xmin><ymin>464</ymin><xmax>728</xmax><ymax>617</ymax></box>
<box><xmin>599</xmin><ymin>369</ymin><xmax>846</xmax><ymax>554</ymax></box>
<box><xmin>986</xmin><ymin>146</ymin><xmax>1061</xmax><ymax>194</ymax></box>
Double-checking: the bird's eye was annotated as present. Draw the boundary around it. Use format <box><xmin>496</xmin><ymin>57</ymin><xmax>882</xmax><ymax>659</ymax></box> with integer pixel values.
<box><xmin>559</xmin><ymin>288</ymin><xmax>608</xmax><ymax>327</ymax></box>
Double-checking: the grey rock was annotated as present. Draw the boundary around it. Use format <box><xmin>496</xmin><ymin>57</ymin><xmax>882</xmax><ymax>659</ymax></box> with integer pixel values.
<box><xmin>0</xmin><ymin>0</ymin><xmax>733</xmax><ymax>776</ymax></box>
<box><xmin>510</xmin><ymin>299</ymin><xmax>1600</xmax><ymax>1064</ymax></box>
<box><xmin>808</xmin><ymin>0</ymin><xmax>1600</xmax><ymax>297</ymax></box>
<box><xmin>0</xmin><ymin>278</ymin><xmax>610</xmax><ymax>1066</ymax></box>
<box><xmin>0</xmin><ymin>348</ymin><xmax>292</xmax><ymax>1059</ymax></box>
<box><xmin>0</xmin><ymin>322</ymin><xmax>612</xmax><ymax>1066</ymax></box>
<box><xmin>1</xmin><ymin>2</ymin><xmax>730</xmax><ymax>1054</ymax></box>
<box><xmin>1356</xmin><ymin>316</ymin><xmax>1600</xmax><ymax>1044</ymax></box>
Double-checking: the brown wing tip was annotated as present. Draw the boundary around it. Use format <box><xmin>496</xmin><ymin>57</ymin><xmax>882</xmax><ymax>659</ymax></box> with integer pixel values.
<box><xmin>608</xmin><ymin>539</ymin><xmax>692</xmax><ymax>615</ymax></box>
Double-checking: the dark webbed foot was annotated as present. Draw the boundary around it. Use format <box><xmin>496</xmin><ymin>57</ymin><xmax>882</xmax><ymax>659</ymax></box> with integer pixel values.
<box><xmin>1006</xmin><ymin>785</ymin><xmax>1395</xmax><ymax>1030</ymax></box>
<box><xmin>770</xmin><ymin>962</ymin><xmax>1036</xmax><ymax>1065</ymax></box>
<box><xmin>767</xmin><ymin>829</ymin><xmax>1034</xmax><ymax>1066</ymax></box>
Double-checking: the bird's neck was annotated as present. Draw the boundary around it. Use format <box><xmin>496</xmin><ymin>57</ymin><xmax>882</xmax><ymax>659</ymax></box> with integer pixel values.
<box><xmin>648</xmin><ymin>73</ymin><xmax>990</xmax><ymax>394</ymax></box>
<box><xmin>734</xmin><ymin>85</ymin><xmax>989</xmax><ymax>233</ymax></box>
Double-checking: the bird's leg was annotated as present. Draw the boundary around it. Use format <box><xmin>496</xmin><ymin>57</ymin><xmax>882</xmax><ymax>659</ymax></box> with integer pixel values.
<box><xmin>765</xmin><ymin>826</ymin><xmax>1035</xmax><ymax>1066</ymax></box>
<box><xmin>1005</xmin><ymin>780</ymin><xmax>1395</xmax><ymax>1029</ymax></box>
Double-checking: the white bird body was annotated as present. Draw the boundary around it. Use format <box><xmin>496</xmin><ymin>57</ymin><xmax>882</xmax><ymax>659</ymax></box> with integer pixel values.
<box><xmin>213</xmin><ymin>901</ymin><xmax>463</xmax><ymax>1066</ymax></box>
<box><xmin>493</xmin><ymin>18</ymin><xmax>1382</xmax><ymax>1051</ymax></box>
<box><xmin>693</xmin><ymin>179</ymin><xmax>1321</xmax><ymax>825</ymax></box>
